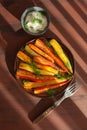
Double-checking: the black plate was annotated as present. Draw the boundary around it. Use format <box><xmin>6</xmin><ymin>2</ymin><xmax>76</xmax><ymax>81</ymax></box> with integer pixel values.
<box><xmin>14</xmin><ymin>37</ymin><xmax>75</xmax><ymax>98</ymax></box>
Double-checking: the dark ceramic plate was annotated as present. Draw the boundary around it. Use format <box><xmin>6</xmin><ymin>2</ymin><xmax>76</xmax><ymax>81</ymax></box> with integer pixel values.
<box><xmin>14</xmin><ymin>37</ymin><xmax>75</xmax><ymax>98</ymax></box>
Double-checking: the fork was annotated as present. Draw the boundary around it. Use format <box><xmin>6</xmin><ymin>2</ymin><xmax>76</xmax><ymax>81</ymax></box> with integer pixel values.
<box><xmin>41</xmin><ymin>81</ymin><xmax>79</xmax><ymax>116</ymax></box>
<box><xmin>53</xmin><ymin>81</ymin><xmax>79</xmax><ymax>107</ymax></box>
<box><xmin>32</xmin><ymin>81</ymin><xmax>80</xmax><ymax>123</ymax></box>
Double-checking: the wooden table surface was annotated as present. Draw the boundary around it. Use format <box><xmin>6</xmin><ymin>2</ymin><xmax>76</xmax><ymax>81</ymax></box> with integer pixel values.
<box><xmin>0</xmin><ymin>0</ymin><xmax>87</xmax><ymax>130</ymax></box>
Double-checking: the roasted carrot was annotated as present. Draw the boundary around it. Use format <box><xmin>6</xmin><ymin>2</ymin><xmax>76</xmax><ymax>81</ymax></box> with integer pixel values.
<box><xmin>38</xmin><ymin>69</ymin><xmax>55</xmax><ymax>76</ymax></box>
<box><xmin>34</xmin><ymin>79</ymin><xmax>71</xmax><ymax>94</ymax></box>
<box><xmin>35</xmin><ymin>63</ymin><xmax>60</xmax><ymax>74</ymax></box>
<box><xmin>19</xmin><ymin>62</ymin><xmax>34</xmax><ymax>73</ymax></box>
<box><xmin>19</xmin><ymin>62</ymin><xmax>56</xmax><ymax>76</ymax></box>
<box><xmin>17</xmin><ymin>51</ymin><xmax>31</xmax><ymax>63</ymax></box>
<box><xmin>16</xmin><ymin>68</ymin><xmax>56</xmax><ymax>81</ymax></box>
<box><xmin>25</xmin><ymin>45</ymin><xmax>39</xmax><ymax>56</ymax></box>
<box><xmin>35</xmin><ymin>39</ymin><xmax>69</xmax><ymax>72</ymax></box>
<box><xmin>23</xmin><ymin>77</ymin><xmax>69</xmax><ymax>89</ymax></box>
<box><xmin>16</xmin><ymin>69</ymin><xmax>41</xmax><ymax>82</ymax></box>
<box><xmin>33</xmin><ymin>56</ymin><xmax>57</xmax><ymax>69</ymax></box>
<box><xmin>29</xmin><ymin>44</ymin><xmax>54</xmax><ymax>62</ymax></box>
<box><xmin>50</xmin><ymin>39</ymin><xmax>73</xmax><ymax>73</ymax></box>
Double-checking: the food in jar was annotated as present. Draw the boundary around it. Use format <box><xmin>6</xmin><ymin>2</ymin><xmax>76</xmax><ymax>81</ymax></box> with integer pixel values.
<box><xmin>24</xmin><ymin>11</ymin><xmax>48</xmax><ymax>34</ymax></box>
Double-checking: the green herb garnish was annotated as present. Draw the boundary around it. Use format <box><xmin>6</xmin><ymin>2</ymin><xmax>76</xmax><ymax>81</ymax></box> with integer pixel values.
<box><xmin>54</xmin><ymin>74</ymin><xmax>63</xmax><ymax>79</ymax></box>
<box><xmin>64</xmin><ymin>73</ymin><xmax>72</xmax><ymax>79</ymax></box>
<box><xmin>47</xmin><ymin>89</ymin><xmax>56</xmax><ymax>96</ymax></box>
<box><xmin>37</xmin><ymin>29</ymin><xmax>43</xmax><ymax>33</ymax></box>
<box><xmin>24</xmin><ymin>22</ymin><xmax>28</xmax><ymax>30</ymax></box>
<box><xmin>54</xmin><ymin>73</ymin><xmax>72</xmax><ymax>79</ymax></box>
<box><xmin>29</xmin><ymin>63</ymin><xmax>40</xmax><ymax>77</ymax></box>
<box><xmin>22</xmin><ymin>79</ymin><xmax>26</xmax><ymax>83</ymax></box>
<box><xmin>46</xmin><ymin>41</ymin><xmax>51</xmax><ymax>47</ymax></box>
<box><xmin>32</xmin><ymin>18</ymin><xmax>42</xmax><ymax>24</ymax></box>
<box><xmin>43</xmin><ymin>39</ymin><xmax>51</xmax><ymax>48</ymax></box>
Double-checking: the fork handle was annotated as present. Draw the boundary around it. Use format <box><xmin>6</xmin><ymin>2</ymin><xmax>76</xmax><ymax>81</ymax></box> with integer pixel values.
<box><xmin>54</xmin><ymin>96</ymin><xmax>65</xmax><ymax>107</ymax></box>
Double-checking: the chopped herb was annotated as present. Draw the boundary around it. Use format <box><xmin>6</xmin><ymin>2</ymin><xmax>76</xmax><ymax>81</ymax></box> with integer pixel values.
<box><xmin>22</xmin><ymin>79</ymin><xmax>26</xmax><ymax>83</ymax></box>
<box><xmin>54</xmin><ymin>73</ymin><xmax>72</xmax><ymax>79</ymax></box>
<box><xmin>47</xmin><ymin>89</ymin><xmax>56</xmax><ymax>96</ymax></box>
<box><xmin>23</xmin><ymin>22</ymin><xmax>28</xmax><ymax>30</ymax></box>
<box><xmin>37</xmin><ymin>29</ymin><xmax>43</xmax><ymax>33</ymax></box>
<box><xmin>46</xmin><ymin>41</ymin><xmax>51</xmax><ymax>47</ymax></box>
<box><xmin>30</xmin><ymin>26</ymin><xmax>33</xmax><ymax>29</ymax></box>
<box><xmin>29</xmin><ymin>63</ymin><xmax>40</xmax><ymax>77</ymax></box>
<box><xmin>32</xmin><ymin>18</ymin><xmax>42</xmax><ymax>24</ymax></box>
<box><xmin>54</xmin><ymin>74</ymin><xmax>63</xmax><ymax>79</ymax></box>
<box><xmin>43</xmin><ymin>39</ymin><xmax>51</xmax><ymax>48</ymax></box>
<box><xmin>64</xmin><ymin>73</ymin><xmax>72</xmax><ymax>79</ymax></box>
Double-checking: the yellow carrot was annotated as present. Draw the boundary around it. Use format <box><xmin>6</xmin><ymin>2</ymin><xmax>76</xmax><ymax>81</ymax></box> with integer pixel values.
<box><xmin>19</xmin><ymin>62</ymin><xmax>55</xmax><ymax>76</ymax></box>
<box><xmin>19</xmin><ymin>62</ymin><xmax>34</xmax><ymax>72</ymax></box>
<box><xmin>50</xmin><ymin>39</ymin><xmax>73</xmax><ymax>73</ymax></box>
<box><xmin>38</xmin><ymin>69</ymin><xmax>55</xmax><ymax>75</ymax></box>
<box><xmin>35</xmin><ymin>63</ymin><xmax>60</xmax><ymax>74</ymax></box>
<box><xmin>34</xmin><ymin>79</ymin><xmax>71</xmax><ymax>94</ymax></box>
<box><xmin>23</xmin><ymin>78</ymin><xmax>68</xmax><ymax>89</ymax></box>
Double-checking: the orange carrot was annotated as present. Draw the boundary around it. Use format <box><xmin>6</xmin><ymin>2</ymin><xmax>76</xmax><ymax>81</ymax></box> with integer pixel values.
<box><xmin>35</xmin><ymin>63</ymin><xmax>60</xmax><ymax>74</ymax></box>
<box><xmin>17</xmin><ymin>69</ymin><xmax>56</xmax><ymax>82</ymax></box>
<box><xmin>34</xmin><ymin>79</ymin><xmax>71</xmax><ymax>94</ymax></box>
<box><xmin>29</xmin><ymin>44</ymin><xmax>54</xmax><ymax>62</ymax></box>
<box><xmin>33</xmin><ymin>55</ymin><xmax>57</xmax><ymax>69</ymax></box>
<box><xmin>16</xmin><ymin>69</ymin><xmax>41</xmax><ymax>82</ymax></box>
<box><xmin>25</xmin><ymin>45</ymin><xmax>39</xmax><ymax>56</ymax></box>
<box><xmin>35</xmin><ymin>39</ymin><xmax>69</xmax><ymax>72</ymax></box>
<box><xmin>17</xmin><ymin>51</ymin><xmax>31</xmax><ymax>63</ymax></box>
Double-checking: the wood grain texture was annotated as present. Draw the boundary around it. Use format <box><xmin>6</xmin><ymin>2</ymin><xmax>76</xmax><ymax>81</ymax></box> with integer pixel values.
<box><xmin>0</xmin><ymin>0</ymin><xmax>87</xmax><ymax>130</ymax></box>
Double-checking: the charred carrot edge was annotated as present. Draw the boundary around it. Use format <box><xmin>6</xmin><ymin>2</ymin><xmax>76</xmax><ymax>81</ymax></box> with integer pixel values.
<box><xmin>17</xmin><ymin>51</ymin><xmax>31</xmax><ymax>63</ymax></box>
<box><xmin>29</xmin><ymin>44</ymin><xmax>54</xmax><ymax>63</ymax></box>
<box><xmin>35</xmin><ymin>39</ymin><xmax>69</xmax><ymax>73</ymax></box>
<box><xmin>34</xmin><ymin>79</ymin><xmax>71</xmax><ymax>94</ymax></box>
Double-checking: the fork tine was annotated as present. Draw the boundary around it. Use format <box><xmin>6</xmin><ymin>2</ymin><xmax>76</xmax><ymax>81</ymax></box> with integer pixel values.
<box><xmin>68</xmin><ymin>81</ymin><xmax>77</xmax><ymax>90</ymax></box>
<box><xmin>70</xmin><ymin>86</ymin><xmax>80</xmax><ymax>95</ymax></box>
<box><xmin>72</xmin><ymin>85</ymin><xmax>80</xmax><ymax>92</ymax></box>
<box><xmin>69</xmin><ymin>84</ymin><xmax>77</xmax><ymax>91</ymax></box>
